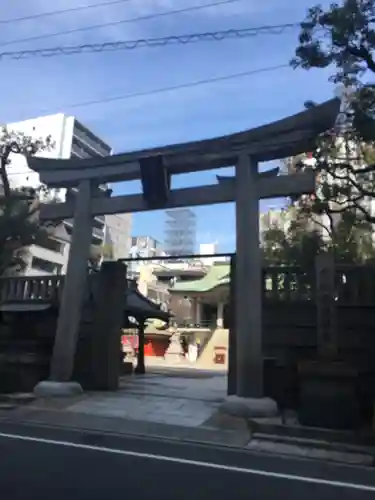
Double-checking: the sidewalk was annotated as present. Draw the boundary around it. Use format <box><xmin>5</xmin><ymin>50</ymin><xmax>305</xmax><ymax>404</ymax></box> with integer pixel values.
<box><xmin>0</xmin><ymin>369</ymin><xmax>248</xmax><ymax>447</ymax></box>
<box><xmin>1</xmin><ymin>368</ymin><xmax>375</xmax><ymax>466</ymax></box>
<box><xmin>67</xmin><ymin>370</ymin><xmax>227</xmax><ymax>428</ymax></box>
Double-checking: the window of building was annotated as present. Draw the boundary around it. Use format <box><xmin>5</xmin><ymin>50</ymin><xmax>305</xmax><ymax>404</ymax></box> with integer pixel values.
<box><xmin>31</xmin><ymin>257</ymin><xmax>62</xmax><ymax>275</ymax></box>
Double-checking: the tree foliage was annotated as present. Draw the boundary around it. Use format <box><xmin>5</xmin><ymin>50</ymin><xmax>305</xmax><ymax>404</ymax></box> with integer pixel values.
<box><xmin>261</xmin><ymin>205</ymin><xmax>375</xmax><ymax>268</ymax></box>
<box><xmin>88</xmin><ymin>245</ymin><xmax>103</xmax><ymax>271</ymax></box>
<box><xmin>0</xmin><ymin>125</ymin><xmax>53</xmax><ymax>197</ymax></box>
<box><xmin>102</xmin><ymin>243</ymin><xmax>114</xmax><ymax>261</ymax></box>
<box><xmin>0</xmin><ymin>126</ymin><xmax>54</xmax><ymax>276</ymax></box>
<box><xmin>292</xmin><ymin>0</ymin><xmax>375</xmax><ymax>85</ymax></box>
<box><xmin>290</xmin><ymin>0</ymin><xmax>375</xmax><ymax>225</ymax></box>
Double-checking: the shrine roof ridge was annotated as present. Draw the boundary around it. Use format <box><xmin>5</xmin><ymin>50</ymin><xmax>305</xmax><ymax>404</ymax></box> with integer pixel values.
<box><xmin>170</xmin><ymin>263</ymin><xmax>230</xmax><ymax>294</ymax></box>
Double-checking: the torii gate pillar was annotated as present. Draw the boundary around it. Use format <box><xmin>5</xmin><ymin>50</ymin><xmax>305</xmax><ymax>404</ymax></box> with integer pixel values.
<box><xmin>34</xmin><ymin>180</ymin><xmax>93</xmax><ymax>397</ymax></box>
<box><xmin>235</xmin><ymin>155</ymin><xmax>264</xmax><ymax>398</ymax></box>
<box><xmin>221</xmin><ymin>155</ymin><xmax>278</xmax><ymax>417</ymax></box>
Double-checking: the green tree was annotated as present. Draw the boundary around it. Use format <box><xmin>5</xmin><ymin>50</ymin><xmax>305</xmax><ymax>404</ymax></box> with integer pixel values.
<box><xmin>102</xmin><ymin>243</ymin><xmax>114</xmax><ymax>260</ymax></box>
<box><xmin>291</xmin><ymin>0</ymin><xmax>375</xmax><ymax>223</ymax></box>
<box><xmin>88</xmin><ymin>245</ymin><xmax>103</xmax><ymax>271</ymax></box>
<box><xmin>292</xmin><ymin>0</ymin><xmax>375</xmax><ymax>86</ymax></box>
<box><xmin>261</xmin><ymin>206</ymin><xmax>374</xmax><ymax>267</ymax></box>
<box><xmin>262</xmin><ymin>214</ymin><xmax>326</xmax><ymax>268</ymax></box>
<box><xmin>0</xmin><ymin>126</ymin><xmax>54</xmax><ymax>276</ymax></box>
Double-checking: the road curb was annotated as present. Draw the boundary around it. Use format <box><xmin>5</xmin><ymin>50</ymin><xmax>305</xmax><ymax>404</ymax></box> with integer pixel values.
<box><xmin>252</xmin><ymin>432</ymin><xmax>375</xmax><ymax>456</ymax></box>
<box><xmin>0</xmin><ymin>407</ymin><xmax>249</xmax><ymax>448</ymax></box>
<box><xmin>0</xmin><ymin>415</ymin><xmax>251</xmax><ymax>453</ymax></box>
<box><xmin>249</xmin><ymin>416</ymin><xmax>375</xmax><ymax>444</ymax></box>
<box><xmin>247</xmin><ymin>437</ymin><xmax>374</xmax><ymax>466</ymax></box>
<box><xmin>1</xmin><ymin>406</ymin><xmax>374</xmax><ymax>467</ymax></box>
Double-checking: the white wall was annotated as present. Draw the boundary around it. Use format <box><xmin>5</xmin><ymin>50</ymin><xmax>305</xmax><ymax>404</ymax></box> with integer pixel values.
<box><xmin>199</xmin><ymin>242</ymin><xmax>224</xmax><ymax>264</ymax></box>
<box><xmin>105</xmin><ymin>213</ymin><xmax>132</xmax><ymax>260</ymax></box>
<box><xmin>199</xmin><ymin>243</ymin><xmax>217</xmax><ymax>255</ymax></box>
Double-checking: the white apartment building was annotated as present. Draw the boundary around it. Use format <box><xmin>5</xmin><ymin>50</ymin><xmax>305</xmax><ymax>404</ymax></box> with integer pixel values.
<box><xmin>199</xmin><ymin>242</ymin><xmax>228</xmax><ymax>264</ymax></box>
<box><xmin>259</xmin><ymin>206</ymin><xmax>296</xmax><ymax>242</ymax></box>
<box><xmin>5</xmin><ymin>113</ymin><xmax>132</xmax><ymax>276</ymax></box>
<box><xmin>104</xmin><ymin>214</ymin><xmax>132</xmax><ymax>261</ymax></box>
<box><xmin>199</xmin><ymin>243</ymin><xmax>217</xmax><ymax>265</ymax></box>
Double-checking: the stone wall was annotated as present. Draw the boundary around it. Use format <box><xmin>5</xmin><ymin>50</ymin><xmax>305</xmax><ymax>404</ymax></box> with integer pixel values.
<box><xmin>227</xmin><ymin>262</ymin><xmax>375</xmax><ymax>409</ymax></box>
<box><xmin>0</xmin><ymin>308</ymin><xmax>56</xmax><ymax>393</ymax></box>
<box><xmin>0</xmin><ymin>262</ymin><xmax>127</xmax><ymax>393</ymax></box>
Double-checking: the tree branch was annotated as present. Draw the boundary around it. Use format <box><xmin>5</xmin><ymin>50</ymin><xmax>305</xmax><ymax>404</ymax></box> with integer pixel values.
<box><xmin>0</xmin><ymin>144</ymin><xmax>12</xmax><ymax>198</ymax></box>
<box><xmin>348</xmin><ymin>44</ymin><xmax>375</xmax><ymax>74</ymax></box>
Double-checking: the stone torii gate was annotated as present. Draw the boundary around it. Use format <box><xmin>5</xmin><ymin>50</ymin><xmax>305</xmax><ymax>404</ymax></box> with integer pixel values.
<box><xmin>29</xmin><ymin>98</ymin><xmax>340</xmax><ymax>415</ymax></box>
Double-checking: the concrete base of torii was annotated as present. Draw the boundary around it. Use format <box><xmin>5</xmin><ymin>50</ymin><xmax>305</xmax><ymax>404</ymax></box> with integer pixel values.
<box><xmin>219</xmin><ymin>395</ymin><xmax>278</xmax><ymax>419</ymax></box>
<box><xmin>34</xmin><ymin>381</ymin><xmax>83</xmax><ymax>398</ymax></box>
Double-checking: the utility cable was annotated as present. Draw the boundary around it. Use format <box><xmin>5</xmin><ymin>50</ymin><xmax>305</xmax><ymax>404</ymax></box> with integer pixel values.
<box><xmin>0</xmin><ymin>25</ymin><xmax>298</xmax><ymax>60</ymax></box>
<box><xmin>0</xmin><ymin>0</ymin><xmax>242</xmax><ymax>47</ymax></box>
<box><xmin>0</xmin><ymin>0</ymin><xmax>133</xmax><ymax>24</ymax></box>
<box><xmin>50</xmin><ymin>63</ymin><xmax>289</xmax><ymax>111</ymax></box>
<box><xmin>2</xmin><ymin>63</ymin><xmax>288</xmax><ymax>120</ymax></box>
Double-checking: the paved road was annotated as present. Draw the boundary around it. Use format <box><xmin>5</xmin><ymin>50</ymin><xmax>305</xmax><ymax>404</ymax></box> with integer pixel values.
<box><xmin>0</xmin><ymin>421</ymin><xmax>374</xmax><ymax>499</ymax></box>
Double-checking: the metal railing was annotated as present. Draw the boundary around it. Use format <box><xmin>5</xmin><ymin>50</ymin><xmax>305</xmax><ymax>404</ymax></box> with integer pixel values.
<box><xmin>0</xmin><ymin>276</ymin><xmax>64</xmax><ymax>302</ymax></box>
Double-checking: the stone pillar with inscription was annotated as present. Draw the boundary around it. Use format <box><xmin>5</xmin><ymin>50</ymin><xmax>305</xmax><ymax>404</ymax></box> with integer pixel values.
<box><xmin>89</xmin><ymin>261</ymin><xmax>127</xmax><ymax>389</ymax></box>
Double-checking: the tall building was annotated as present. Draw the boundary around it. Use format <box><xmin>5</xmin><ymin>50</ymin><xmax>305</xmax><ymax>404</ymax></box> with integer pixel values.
<box><xmin>128</xmin><ymin>235</ymin><xmax>162</xmax><ymax>276</ymax></box>
<box><xmin>130</xmin><ymin>236</ymin><xmax>162</xmax><ymax>259</ymax></box>
<box><xmin>5</xmin><ymin>113</ymin><xmax>132</xmax><ymax>275</ymax></box>
<box><xmin>199</xmin><ymin>242</ymin><xmax>217</xmax><ymax>265</ymax></box>
<box><xmin>104</xmin><ymin>214</ymin><xmax>132</xmax><ymax>260</ymax></box>
<box><xmin>164</xmin><ymin>209</ymin><xmax>197</xmax><ymax>257</ymax></box>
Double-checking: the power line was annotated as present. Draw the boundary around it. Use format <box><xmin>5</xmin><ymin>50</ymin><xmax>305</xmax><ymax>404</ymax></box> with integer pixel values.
<box><xmin>51</xmin><ymin>63</ymin><xmax>290</xmax><ymax>111</ymax></box>
<box><xmin>3</xmin><ymin>63</ymin><xmax>289</xmax><ymax>150</ymax></box>
<box><xmin>0</xmin><ymin>0</ymin><xmax>242</xmax><ymax>47</ymax></box>
<box><xmin>0</xmin><ymin>0</ymin><xmax>132</xmax><ymax>24</ymax></box>
<box><xmin>3</xmin><ymin>63</ymin><xmax>289</xmax><ymax>161</ymax></box>
<box><xmin>0</xmin><ymin>25</ymin><xmax>298</xmax><ymax>61</ymax></box>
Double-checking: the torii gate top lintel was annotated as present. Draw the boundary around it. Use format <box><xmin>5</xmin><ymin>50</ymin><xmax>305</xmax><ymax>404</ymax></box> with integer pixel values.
<box><xmin>30</xmin><ymin>98</ymin><xmax>340</xmax><ymax>221</ymax></box>
<box><xmin>28</xmin><ymin>98</ymin><xmax>340</xmax><ymax>189</ymax></box>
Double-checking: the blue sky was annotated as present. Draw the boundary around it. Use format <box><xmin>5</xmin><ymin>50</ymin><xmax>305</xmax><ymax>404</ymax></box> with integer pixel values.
<box><xmin>1</xmin><ymin>0</ymin><xmax>335</xmax><ymax>252</ymax></box>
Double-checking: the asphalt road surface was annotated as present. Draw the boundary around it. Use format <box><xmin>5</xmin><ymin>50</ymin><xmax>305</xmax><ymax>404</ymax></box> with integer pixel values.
<box><xmin>0</xmin><ymin>420</ymin><xmax>374</xmax><ymax>499</ymax></box>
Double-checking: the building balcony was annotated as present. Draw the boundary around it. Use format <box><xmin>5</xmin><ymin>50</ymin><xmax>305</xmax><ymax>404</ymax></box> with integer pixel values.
<box><xmin>92</xmin><ymin>226</ymin><xmax>105</xmax><ymax>240</ymax></box>
<box><xmin>64</xmin><ymin>219</ymin><xmax>105</xmax><ymax>241</ymax></box>
<box><xmin>73</xmin><ymin>120</ymin><xmax>112</xmax><ymax>157</ymax></box>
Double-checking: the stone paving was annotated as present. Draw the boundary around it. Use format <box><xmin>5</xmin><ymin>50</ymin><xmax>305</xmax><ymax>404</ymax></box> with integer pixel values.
<box><xmin>143</xmin><ymin>356</ymin><xmax>226</xmax><ymax>372</ymax></box>
<box><xmin>66</xmin><ymin>370</ymin><xmax>227</xmax><ymax>428</ymax></box>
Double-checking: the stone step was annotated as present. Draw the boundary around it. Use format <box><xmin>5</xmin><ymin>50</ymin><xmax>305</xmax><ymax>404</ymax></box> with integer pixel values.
<box><xmin>247</xmin><ymin>437</ymin><xmax>375</xmax><ymax>466</ymax></box>
<box><xmin>251</xmin><ymin>415</ymin><xmax>375</xmax><ymax>447</ymax></box>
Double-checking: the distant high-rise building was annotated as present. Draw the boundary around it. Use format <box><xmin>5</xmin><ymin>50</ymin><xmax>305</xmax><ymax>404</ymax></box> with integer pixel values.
<box><xmin>164</xmin><ymin>209</ymin><xmax>196</xmax><ymax>256</ymax></box>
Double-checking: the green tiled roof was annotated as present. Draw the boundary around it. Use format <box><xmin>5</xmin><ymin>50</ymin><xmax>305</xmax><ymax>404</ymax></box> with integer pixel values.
<box><xmin>170</xmin><ymin>264</ymin><xmax>230</xmax><ymax>293</ymax></box>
